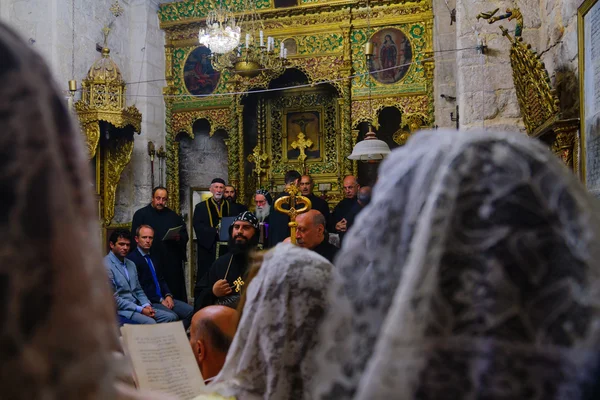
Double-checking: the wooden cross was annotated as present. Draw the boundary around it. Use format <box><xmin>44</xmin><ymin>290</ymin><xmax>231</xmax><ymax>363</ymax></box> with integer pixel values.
<box><xmin>247</xmin><ymin>145</ymin><xmax>269</xmax><ymax>187</ymax></box>
<box><xmin>274</xmin><ymin>183</ymin><xmax>312</xmax><ymax>244</ymax></box>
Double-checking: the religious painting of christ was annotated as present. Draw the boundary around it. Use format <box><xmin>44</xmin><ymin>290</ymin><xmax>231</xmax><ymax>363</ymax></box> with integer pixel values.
<box><xmin>183</xmin><ymin>46</ymin><xmax>220</xmax><ymax>95</ymax></box>
<box><xmin>369</xmin><ymin>28</ymin><xmax>413</xmax><ymax>84</ymax></box>
<box><xmin>284</xmin><ymin>110</ymin><xmax>323</xmax><ymax>162</ymax></box>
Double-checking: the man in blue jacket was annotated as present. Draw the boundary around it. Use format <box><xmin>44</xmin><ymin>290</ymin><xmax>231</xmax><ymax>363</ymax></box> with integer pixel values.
<box><xmin>127</xmin><ymin>225</ymin><xmax>193</xmax><ymax>329</ymax></box>
<box><xmin>104</xmin><ymin>229</ymin><xmax>177</xmax><ymax>324</ymax></box>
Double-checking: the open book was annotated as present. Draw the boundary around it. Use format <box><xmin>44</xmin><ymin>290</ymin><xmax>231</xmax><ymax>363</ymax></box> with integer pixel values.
<box><xmin>162</xmin><ymin>225</ymin><xmax>183</xmax><ymax>241</ymax></box>
<box><xmin>121</xmin><ymin>321</ymin><xmax>205</xmax><ymax>399</ymax></box>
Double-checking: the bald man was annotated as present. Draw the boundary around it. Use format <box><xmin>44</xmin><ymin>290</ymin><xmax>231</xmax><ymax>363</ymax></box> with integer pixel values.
<box><xmin>190</xmin><ymin>306</ymin><xmax>239</xmax><ymax>384</ymax></box>
<box><xmin>296</xmin><ymin>210</ymin><xmax>338</xmax><ymax>262</ymax></box>
<box><xmin>330</xmin><ymin>175</ymin><xmax>360</xmax><ymax>243</ymax></box>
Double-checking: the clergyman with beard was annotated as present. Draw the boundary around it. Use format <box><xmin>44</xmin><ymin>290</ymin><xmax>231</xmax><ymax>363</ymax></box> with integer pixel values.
<box><xmin>224</xmin><ymin>184</ymin><xmax>247</xmax><ymax>215</ymax></box>
<box><xmin>194</xmin><ymin>212</ymin><xmax>259</xmax><ymax>310</ymax></box>
<box><xmin>254</xmin><ymin>189</ymin><xmax>272</xmax><ymax>247</ymax></box>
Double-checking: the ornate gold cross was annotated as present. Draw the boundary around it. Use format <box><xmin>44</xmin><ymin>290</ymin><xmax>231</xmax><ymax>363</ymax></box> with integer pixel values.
<box><xmin>233</xmin><ymin>277</ymin><xmax>244</xmax><ymax>293</ymax></box>
<box><xmin>247</xmin><ymin>145</ymin><xmax>269</xmax><ymax>187</ymax></box>
<box><xmin>274</xmin><ymin>184</ymin><xmax>312</xmax><ymax>244</ymax></box>
<box><xmin>291</xmin><ymin>132</ymin><xmax>313</xmax><ymax>163</ymax></box>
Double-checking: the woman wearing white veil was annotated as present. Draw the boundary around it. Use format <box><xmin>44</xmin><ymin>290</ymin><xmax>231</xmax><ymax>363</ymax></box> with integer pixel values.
<box><xmin>313</xmin><ymin>129</ymin><xmax>600</xmax><ymax>399</ymax></box>
<box><xmin>195</xmin><ymin>243</ymin><xmax>335</xmax><ymax>400</ymax></box>
<box><xmin>0</xmin><ymin>23</ymin><xmax>120</xmax><ymax>399</ymax></box>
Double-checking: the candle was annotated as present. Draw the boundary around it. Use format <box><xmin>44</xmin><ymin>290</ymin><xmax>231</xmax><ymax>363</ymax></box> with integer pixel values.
<box><xmin>245</xmin><ymin>34</ymin><xmax>250</xmax><ymax>48</ymax></box>
<box><xmin>283</xmin><ymin>47</ymin><xmax>287</xmax><ymax>58</ymax></box>
<box><xmin>259</xmin><ymin>30</ymin><xmax>264</xmax><ymax>47</ymax></box>
<box><xmin>280</xmin><ymin>44</ymin><xmax>284</xmax><ymax>58</ymax></box>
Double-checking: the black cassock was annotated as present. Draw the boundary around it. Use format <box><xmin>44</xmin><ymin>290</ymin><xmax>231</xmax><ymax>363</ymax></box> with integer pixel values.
<box><xmin>228</xmin><ymin>200</ymin><xmax>248</xmax><ymax>216</ymax></box>
<box><xmin>195</xmin><ymin>251</ymin><xmax>248</xmax><ymax>310</ymax></box>
<box><xmin>130</xmin><ymin>204</ymin><xmax>189</xmax><ymax>301</ymax></box>
<box><xmin>306</xmin><ymin>193</ymin><xmax>331</xmax><ymax>228</ymax></box>
<box><xmin>268</xmin><ymin>192</ymin><xmax>291</xmax><ymax>247</ymax></box>
<box><xmin>329</xmin><ymin>197</ymin><xmax>359</xmax><ymax>243</ymax></box>
<box><xmin>193</xmin><ymin>198</ymin><xmax>230</xmax><ymax>299</ymax></box>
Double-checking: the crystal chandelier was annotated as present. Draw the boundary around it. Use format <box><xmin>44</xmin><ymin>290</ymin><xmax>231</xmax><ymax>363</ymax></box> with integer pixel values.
<box><xmin>210</xmin><ymin>0</ymin><xmax>288</xmax><ymax>80</ymax></box>
<box><xmin>199</xmin><ymin>6</ymin><xmax>241</xmax><ymax>54</ymax></box>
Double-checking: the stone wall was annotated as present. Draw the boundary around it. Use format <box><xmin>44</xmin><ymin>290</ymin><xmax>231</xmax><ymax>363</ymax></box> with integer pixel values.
<box><xmin>449</xmin><ymin>0</ymin><xmax>581</xmax><ymax>131</ymax></box>
<box><xmin>0</xmin><ymin>0</ymin><xmax>167</xmax><ymax>225</ymax></box>
<box><xmin>539</xmin><ymin>0</ymin><xmax>583</xmax><ymax>119</ymax></box>
<box><xmin>432</xmin><ymin>0</ymin><xmax>457</xmax><ymax>128</ymax></box>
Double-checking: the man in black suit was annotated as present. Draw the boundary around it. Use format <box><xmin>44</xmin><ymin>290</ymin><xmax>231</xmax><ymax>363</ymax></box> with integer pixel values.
<box><xmin>127</xmin><ymin>224</ymin><xmax>193</xmax><ymax>329</ymax></box>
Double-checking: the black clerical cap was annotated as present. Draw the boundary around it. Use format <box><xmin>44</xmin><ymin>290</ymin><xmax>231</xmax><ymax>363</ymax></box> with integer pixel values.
<box><xmin>256</xmin><ymin>189</ymin><xmax>272</xmax><ymax>205</ymax></box>
<box><xmin>211</xmin><ymin>178</ymin><xmax>226</xmax><ymax>185</ymax></box>
<box><xmin>232</xmin><ymin>211</ymin><xmax>259</xmax><ymax>230</ymax></box>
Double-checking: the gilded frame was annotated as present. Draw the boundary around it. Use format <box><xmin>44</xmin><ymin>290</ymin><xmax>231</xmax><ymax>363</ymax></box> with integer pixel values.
<box><xmin>579</xmin><ymin>0</ymin><xmax>600</xmax><ymax>192</ymax></box>
<box><xmin>282</xmin><ymin>106</ymin><xmax>326</xmax><ymax>163</ymax></box>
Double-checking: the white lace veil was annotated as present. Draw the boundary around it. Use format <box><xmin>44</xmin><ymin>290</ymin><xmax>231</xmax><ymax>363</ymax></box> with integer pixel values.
<box><xmin>209</xmin><ymin>243</ymin><xmax>335</xmax><ymax>400</ymax></box>
<box><xmin>314</xmin><ymin>129</ymin><xmax>600</xmax><ymax>399</ymax></box>
<box><xmin>0</xmin><ymin>23</ymin><xmax>119</xmax><ymax>399</ymax></box>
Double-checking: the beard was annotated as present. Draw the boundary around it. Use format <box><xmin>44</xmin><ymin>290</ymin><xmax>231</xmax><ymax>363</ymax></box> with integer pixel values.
<box><xmin>228</xmin><ymin>232</ymin><xmax>258</xmax><ymax>255</ymax></box>
<box><xmin>255</xmin><ymin>204</ymin><xmax>271</xmax><ymax>221</ymax></box>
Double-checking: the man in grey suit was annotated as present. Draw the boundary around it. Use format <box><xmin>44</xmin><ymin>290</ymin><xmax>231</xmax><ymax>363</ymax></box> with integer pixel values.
<box><xmin>104</xmin><ymin>229</ymin><xmax>177</xmax><ymax>324</ymax></box>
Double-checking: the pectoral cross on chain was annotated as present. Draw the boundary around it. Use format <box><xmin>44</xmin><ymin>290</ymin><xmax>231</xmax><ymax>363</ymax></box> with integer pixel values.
<box><xmin>233</xmin><ymin>277</ymin><xmax>244</xmax><ymax>293</ymax></box>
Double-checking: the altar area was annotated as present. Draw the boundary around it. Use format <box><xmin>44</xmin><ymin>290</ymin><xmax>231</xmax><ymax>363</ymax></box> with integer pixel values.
<box><xmin>158</xmin><ymin>0</ymin><xmax>435</xmax><ymax>214</ymax></box>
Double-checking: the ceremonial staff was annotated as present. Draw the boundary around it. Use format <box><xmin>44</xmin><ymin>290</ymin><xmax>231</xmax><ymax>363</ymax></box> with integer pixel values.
<box><xmin>274</xmin><ymin>184</ymin><xmax>312</xmax><ymax>244</ymax></box>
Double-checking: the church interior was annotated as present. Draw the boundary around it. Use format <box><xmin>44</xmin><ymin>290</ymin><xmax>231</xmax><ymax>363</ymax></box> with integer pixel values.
<box><xmin>1</xmin><ymin>0</ymin><xmax>600</xmax><ymax>398</ymax></box>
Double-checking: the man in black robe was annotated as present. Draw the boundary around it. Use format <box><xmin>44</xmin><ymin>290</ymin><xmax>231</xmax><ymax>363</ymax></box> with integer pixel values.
<box><xmin>131</xmin><ymin>186</ymin><xmax>189</xmax><ymax>301</ymax></box>
<box><xmin>193</xmin><ymin>178</ymin><xmax>231</xmax><ymax>306</ymax></box>
<box><xmin>330</xmin><ymin>175</ymin><xmax>360</xmax><ymax>243</ymax></box>
<box><xmin>296</xmin><ymin>210</ymin><xmax>338</xmax><ymax>262</ymax></box>
<box><xmin>298</xmin><ymin>174</ymin><xmax>331</xmax><ymax>227</ymax></box>
<box><xmin>195</xmin><ymin>211</ymin><xmax>259</xmax><ymax>310</ymax></box>
<box><xmin>269</xmin><ymin>170</ymin><xmax>301</xmax><ymax>246</ymax></box>
<box><xmin>254</xmin><ymin>189</ymin><xmax>272</xmax><ymax>247</ymax></box>
<box><xmin>224</xmin><ymin>184</ymin><xmax>247</xmax><ymax>216</ymax></box>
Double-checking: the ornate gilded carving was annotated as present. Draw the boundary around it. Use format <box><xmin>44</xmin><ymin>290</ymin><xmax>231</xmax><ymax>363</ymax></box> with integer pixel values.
<box><xmin>172</xmin><ymin>108</ymin><xmax>231</xmax><ymax>137</ymax></box>
<box><xmin>161</xmin><ymin>0</ymin><xmax>434</xmax><ymax>208</ymax></box>
<box><xmin>268</xmin><ymin>89</ymin><xmax>338</xmax><ymax>176</ymax></box>
<box><xmin>104</xmin><ymin>138</ymin><xmax>134</xmax><ymax>226</ymax></box>
<box><xmin>248</xmin><ymin>145</ymin><xmax>269</xmax><ymax>187</ymax></box>
<box><xmin>494</xmin><ymin>27</ymin><xmax>560</xmax><ymax>136</ymax></box>
<box><xmin>75</xmin><ymin>45</ymin><xmax>141</xmax><ymax>225</ymax></box>
<box><xmin>227</xmin><ymin>98</ymin><xmax>240</xmax><ymax>190</ymax></box>
<box><xmin>351</xmin><ymin>95</ymin><xmax>430</xmax><ymax>128</ymax></box>
<box><xmin>550</xmin><ymin>119</ymin><xmax>580</xmax><ymax>170</ymax></box>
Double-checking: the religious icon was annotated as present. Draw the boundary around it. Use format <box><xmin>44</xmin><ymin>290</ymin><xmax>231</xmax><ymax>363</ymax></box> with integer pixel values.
<box><xmin>285</xmin><ymin>111</ymin><xmax>321</xmax><ymax>161</ymax></box>
<box><xmin>369</xmin><ymin>28</ymin><xmax>413</xmax><ymax>84</ymax></box>
<box><xmin>183</xmin><ymin>46</ymin><xmax>220</xmax><ymax>95</ymax></box>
